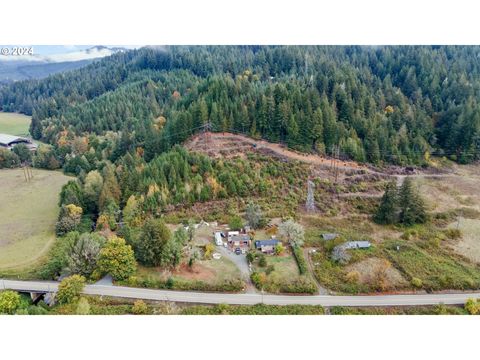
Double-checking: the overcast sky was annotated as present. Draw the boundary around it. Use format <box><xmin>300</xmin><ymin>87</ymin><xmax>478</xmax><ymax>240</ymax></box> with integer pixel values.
<box><xmin>22</xmin><ymin>45</ymin><xmax>140</xmax><ymax>55</ymax></box>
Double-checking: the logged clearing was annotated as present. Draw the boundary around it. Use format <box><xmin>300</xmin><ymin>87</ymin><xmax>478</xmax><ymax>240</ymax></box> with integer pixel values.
<box><xmin>0</xmin><ymin>169</ymin><xmax>71</xmax><ymax>270</ymax></box>
<box><xmin>0</xmin><ymin>112</ymin><xmax>31</xmax><ymax>136</ymax></box>
<box><xmin>185</xmin><ymin>132</ymin><xmax>451</xmax><ymax>197</ymax></box>
<box><xmin>185</xmin><ymin>131</ymin><xmax>367</xmax><ymax>171</ymax></box>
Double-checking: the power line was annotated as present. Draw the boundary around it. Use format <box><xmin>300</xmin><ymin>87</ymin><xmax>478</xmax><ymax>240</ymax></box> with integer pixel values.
<box><xmin>155</xmin><ymin>120</ymin><xmax>479</xmax><ymax>162</ymax></box>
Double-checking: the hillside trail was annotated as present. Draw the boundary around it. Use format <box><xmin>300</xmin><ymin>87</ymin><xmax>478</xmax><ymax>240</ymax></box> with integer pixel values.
<box><xmin>395</xmin><ymin>173</ymin><xmax>456</xmax><ymax>186</ymax></box>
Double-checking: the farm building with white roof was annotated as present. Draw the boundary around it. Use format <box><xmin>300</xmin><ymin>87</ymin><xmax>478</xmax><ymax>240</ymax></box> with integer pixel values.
<box><xmin>0</xmin><ymin>134</ymin><xmax>38</xmax><ymax>151</ymax></box>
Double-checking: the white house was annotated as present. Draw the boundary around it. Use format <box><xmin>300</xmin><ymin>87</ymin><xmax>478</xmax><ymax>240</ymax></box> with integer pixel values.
<box><xmin>227</xmin><ymin>231</ymin><xmax>239</xmax><ymax>238</ymax></box>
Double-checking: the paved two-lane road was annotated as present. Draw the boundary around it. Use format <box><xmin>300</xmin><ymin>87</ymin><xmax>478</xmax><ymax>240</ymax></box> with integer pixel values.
<box><xmin>2</xmin><ymin>279</ymin><xmax>480</xmax><ymax>307</ymax></box>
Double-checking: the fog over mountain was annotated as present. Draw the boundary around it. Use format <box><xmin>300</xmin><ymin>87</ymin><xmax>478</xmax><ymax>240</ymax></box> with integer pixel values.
<box><xmin>0</xmin><ymin>46</ymin><xmax>129</xmax><ymax>82</ymax></box>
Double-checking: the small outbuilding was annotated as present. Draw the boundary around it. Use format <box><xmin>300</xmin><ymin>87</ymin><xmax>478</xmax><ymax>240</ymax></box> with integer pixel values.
<box><xmin>321</xmin><ymin>233</ymin><xmax>338</xmax><ymax>241</ymax></box>
<box><xmin>343</xmin><ymin>241</ymin><xmax>371</xmax><ymax>249</ymax></box>
<box><xmin>331</xmin><ymin>241</ymin><xmax>371</xmax><ymax>263</ymax></box>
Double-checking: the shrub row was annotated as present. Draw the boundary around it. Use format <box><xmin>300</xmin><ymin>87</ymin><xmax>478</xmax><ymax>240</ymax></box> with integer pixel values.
<box><xmin>250</xmin><ymin>272</ymin><xmax>317</xmax><ymax>294</ymax></box>
<box><xmin>121</xmin><ymin>276</ymin><xmax>245</xmax><ymax>293</ymax></box>
<box><xmin>278</xmin><ymin>277</ymin><xmax>317</xmax><ymax>294</ymax></box>
<box><xmin>181</xmin><ymin>304</ymin><xmax>325</xmax><ymax>315</ymax></box>
<box><xmin>292</xmin><ymin>245</ymin><xmax>308</xmax><ymax>275</ymax></box>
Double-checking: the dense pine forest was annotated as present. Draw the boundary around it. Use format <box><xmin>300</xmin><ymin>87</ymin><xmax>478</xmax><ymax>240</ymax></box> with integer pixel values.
<box><xmin>1</xmin><ymin>46</ymin><xmax>479</xmax><ymax>169</ymax></box>
<box><xmin>2</xmin><ymin>46</ymin><xmax>480</xmax><ymax>304</ymax></box>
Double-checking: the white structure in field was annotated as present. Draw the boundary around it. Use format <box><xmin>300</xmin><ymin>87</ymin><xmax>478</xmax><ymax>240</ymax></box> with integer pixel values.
<box><xmin>214</xmin><ymin>232</ymin><xmax>223</xmax><ymax>246</ymax></box>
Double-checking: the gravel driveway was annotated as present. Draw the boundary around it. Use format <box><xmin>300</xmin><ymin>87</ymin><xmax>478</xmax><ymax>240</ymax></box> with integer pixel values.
<box><xmin>215</xmin><ymin>246</ymin><xmax>256</xmax><ymax>293</ymax></box>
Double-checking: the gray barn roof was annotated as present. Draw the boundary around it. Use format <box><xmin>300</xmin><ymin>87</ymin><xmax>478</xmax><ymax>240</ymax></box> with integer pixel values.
<box><xmin>0</xmin><ymin>134</ymin><xmax>28</xmax><ymax>146</ymax></box>
<box><xmin>255</xmin><ymin>240</ymin><xmax>280</xmax><ymax>248</ymax></box>
<box><xmin>0</xmin><ymin>134</ymin><xmax>34</xmax><ymax>149</ymax></box>
<box><xmin>342</xmin><ymin>241</ymin><xmax>371</xmax><ymax>249</ymax></box>
<box><xmin>230</xmin><ymin>234</ymin><xmax>251</xmax><ymax>242</ymax></box>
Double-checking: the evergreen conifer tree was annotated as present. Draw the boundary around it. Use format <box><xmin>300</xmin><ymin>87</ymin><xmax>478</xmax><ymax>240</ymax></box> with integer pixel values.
<box><xmin>398</xmin><ymin>177</ymin><xmax>427</xmax><ymax>225</ymax></box>
<box><xmin>374</xmin><ymin>180</ymin><xmax>398</xmax><ymax>224</ymax></box>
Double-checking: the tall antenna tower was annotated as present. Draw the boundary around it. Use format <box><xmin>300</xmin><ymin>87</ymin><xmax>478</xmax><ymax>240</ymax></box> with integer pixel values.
<box><xmin>306</xmin><ymin>179</ymin><xmax>316</xmax><ymax>212</ymax></box>
<box><xmin>203</xmin><ymin>121</ymin><xmax>212</xmax><ymax>152</ymax></box>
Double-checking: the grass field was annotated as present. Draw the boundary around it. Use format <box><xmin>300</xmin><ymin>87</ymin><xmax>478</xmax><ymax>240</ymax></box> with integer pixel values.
<box><xmin>136</xmin><ymin>255</ymin><xmax>242</xmax><ymax>286</ymax></box>
<box><xmin>384</xmin><ymin>240</ymin><xmax>480</xmax><ymax>291</ymax></box>
<box><xmin>251</xmin><ymin>251</ymin><xmax>317</xmax><ymax>293</ymax></box>
<box><xmin>0</xmin><ymin>112</ymin><xmax>31</xmax><ymax>136</ymax></box>
<box><xmin>261</xmin><ymin>254</ymin><xmax>300</xmax><ymax>281</ymax></box>
<box><xmin>0</xmin><ymin>168</ymin><xmax>71</xmax><ymax>271</ymax></box>
<box><xmin>449</xmin><ymin>218</ymin><xmax>480</xmax><ymax>263</ymax></box>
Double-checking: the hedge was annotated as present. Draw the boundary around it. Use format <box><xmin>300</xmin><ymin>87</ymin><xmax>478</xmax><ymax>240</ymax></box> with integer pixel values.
<box><xmin>292</xmin><ymin>245</ymin><xmax>308</xmax><ymax>275</ymax></box>
<box><xmin>182</xmin><ymin>304</ymin><xmax>325</xmax><ymax>315</ymax></box>
<box><xmin>250</xmin><ymin>272</ymin><xmax>317</xmax><ymax>294</ymax></box>
<box><xmin>120</xmin><ymin>276</ymin><xmax>245</xmax><ymax>293</ymax></box>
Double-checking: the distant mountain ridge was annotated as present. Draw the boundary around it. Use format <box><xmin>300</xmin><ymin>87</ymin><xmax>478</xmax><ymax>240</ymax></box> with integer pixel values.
<box><xmin>1</xmin><ymin>45</ymin><xmax>479</xmax><ymax>165</ymax></box>
<box><xmin>0</xmin><ymin>46</ymin><xmax>127</xmax><ymax>82</ymax></box>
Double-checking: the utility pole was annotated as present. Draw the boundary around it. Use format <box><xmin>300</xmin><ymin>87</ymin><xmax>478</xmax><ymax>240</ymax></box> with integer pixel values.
<box><xmin>334</xmin><ymin>145</ymin><xmax>340</xmax><ymax>183</ymax></box>
<box><xmin>457</xmin><ymin>208</ymin><xmax>464</xmax><ymax>230</ymax></box>
<box><xmin>203</xmin><ymin>121</ymin><xmax>212</xmax><ymax>151</ymax></box>
<box><xmin>22</xmin><ymin>163</ymin><xmax>33</xmax><ymax>182</ymax></box>
<box><xmin>329</xmin><ymin>145</ymin><xmax>340</xmax><ymax>198</ymax></box>
<box><xmin>23</xmin><ymin>165</ymin><xmax>28</xmax><ymax>182</ymax></box>
<box><xmin>330</xmin><ymin>145</ymin><xmax>335</xmax><ymax>172</ymax></box>
<box><xmin>330</xmin><ymin>145</ymin><xmax>340</xmax><ymax>183</ymax></box>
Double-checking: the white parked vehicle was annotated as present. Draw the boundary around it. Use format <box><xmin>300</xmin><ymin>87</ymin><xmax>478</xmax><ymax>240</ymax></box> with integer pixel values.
<box><xmin>214</xmin><ymin>232</ymin><xmax>224</xmax><ymax>246</ymax></box>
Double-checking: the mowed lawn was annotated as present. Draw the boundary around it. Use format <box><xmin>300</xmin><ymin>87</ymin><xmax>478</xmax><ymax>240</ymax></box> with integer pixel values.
<box><xmin>0</xmin><ymin>169</ymin><xmax>71</xmax><ymax>270</ymax></box>
<box><xmin>0</xmin><ymin>112</ymin><xmax>31</xmax><ymax>136</ymax></box>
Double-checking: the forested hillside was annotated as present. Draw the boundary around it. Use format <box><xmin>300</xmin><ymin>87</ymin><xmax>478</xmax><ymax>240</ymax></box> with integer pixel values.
<box><xmin>1</xmin><ymin>46</ymin><xmax>480</xmax><ymax>167</ymax></box>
